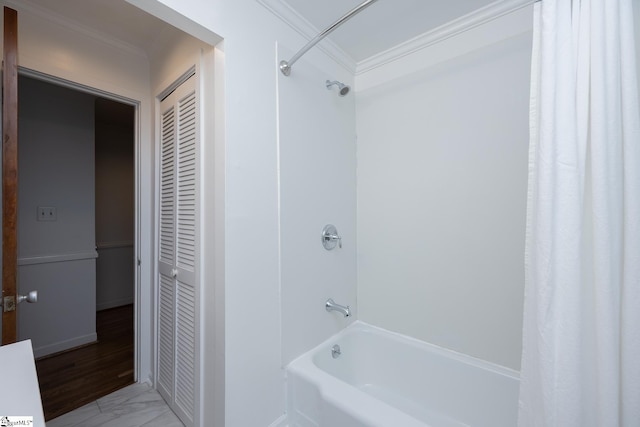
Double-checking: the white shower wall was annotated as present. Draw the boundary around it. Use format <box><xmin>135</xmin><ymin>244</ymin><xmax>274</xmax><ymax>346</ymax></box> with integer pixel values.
<box><xmin>278</xmin><ymin>45</ymin><xmax>357</xmax><ymax>366</ymax></box>
<box><xmin>356</xmin><ymin>10</ymin><xmax>533</xmax><ymax>371</ymax></box>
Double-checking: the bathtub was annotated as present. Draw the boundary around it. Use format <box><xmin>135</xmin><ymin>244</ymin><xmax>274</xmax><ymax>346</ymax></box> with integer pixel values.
<box><xmin>286</xmin><ymin>322</ymin><xmax>519</xmax><ymax>427</ymax></box>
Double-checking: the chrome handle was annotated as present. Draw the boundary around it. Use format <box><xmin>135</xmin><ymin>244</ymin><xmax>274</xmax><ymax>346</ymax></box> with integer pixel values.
<box><xmin>17</xmin><ymin>290</ymin><xmax>38</xmax><ymax>304</ymax></box>
<box><xmin>322</xmin><ymin>224</ymin><xmax>342</xmax><ymax>250</ymax></box>
<box><xmin>325</xmin><ymin>234</ymin><xmax>342</xmax><ymax>248</ymax></box>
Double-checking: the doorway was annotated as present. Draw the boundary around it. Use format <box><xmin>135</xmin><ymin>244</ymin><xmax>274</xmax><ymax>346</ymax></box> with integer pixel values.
<box><xmin>17</xmin><ymin>74</ymin><xmax>138</xmax><ymax>420</ymax></box>
<box><xmin>2</xmin><ymin>2</ymin><xmax>223</xmax><ymax>425</ymax></box>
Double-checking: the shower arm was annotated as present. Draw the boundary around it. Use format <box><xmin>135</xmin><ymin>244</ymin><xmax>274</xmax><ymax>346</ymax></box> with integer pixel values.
<box><xmin>279</xmin><ymin>0</ymin><xmax>379</xmax><ymax>76</ymax></box>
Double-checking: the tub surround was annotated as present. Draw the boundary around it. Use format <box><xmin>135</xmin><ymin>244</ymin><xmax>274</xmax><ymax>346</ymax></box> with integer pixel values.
<box><xmin>278</xmin><ymin>43</ymin><xmax>357</xmax><ymax>368</ymax></box>
<box><xmin>356</xmin><ymin>22</ymin><xmax>532</xmax><ymax>371</ymax></box>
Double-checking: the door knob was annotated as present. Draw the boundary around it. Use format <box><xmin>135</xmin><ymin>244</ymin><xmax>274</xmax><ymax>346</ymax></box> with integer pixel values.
<box><xmin>2</xmin><ymin>290</ymin><xmax>38</xmax><ymax>312</ymax></box>
<box><xmin>17</xmin><ymin>290</ymin><xmax>38</xmax><ymax>304</ymax></box>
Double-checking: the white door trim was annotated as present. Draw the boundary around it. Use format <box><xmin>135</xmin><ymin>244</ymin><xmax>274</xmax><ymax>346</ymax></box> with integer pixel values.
<box><xmin>18</xmin><ymin>66</ymin><xmax>143</xmax><ymax>381</ymax></box>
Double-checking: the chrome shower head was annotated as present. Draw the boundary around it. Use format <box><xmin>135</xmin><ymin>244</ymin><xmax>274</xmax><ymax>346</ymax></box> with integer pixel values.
<box><xmin>326</xmin><ymin>80</ymin><xmax>350</xmax><ymax>97</ymax></box>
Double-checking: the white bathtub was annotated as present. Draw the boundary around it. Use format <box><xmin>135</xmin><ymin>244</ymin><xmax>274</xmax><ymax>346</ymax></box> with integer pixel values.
<box><xmin>286</xmin><ymin>322</ymin><xmax>519</xmax><ymax>427</ymax></box>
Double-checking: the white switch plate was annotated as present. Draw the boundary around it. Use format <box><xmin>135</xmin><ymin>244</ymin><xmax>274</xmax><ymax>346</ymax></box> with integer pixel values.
<box><xmin>37</xmin><ymin>206</ymin><xmax>57</xmax><ymax>221</ymax></box>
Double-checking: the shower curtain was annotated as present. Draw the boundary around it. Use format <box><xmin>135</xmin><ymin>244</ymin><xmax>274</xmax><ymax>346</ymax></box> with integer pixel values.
<box><xmin>518</xmin><ymin>0</ymin><xmax>640</xmax><ymax>426</ymax></box>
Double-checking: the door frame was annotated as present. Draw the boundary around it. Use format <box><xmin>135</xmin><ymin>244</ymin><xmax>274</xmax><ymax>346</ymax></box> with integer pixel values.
<box><xmin>1</xmin><ymin>5</ymin><xmax>18</xmax><ymax>345</ymax></box>
<box><xmin>17</xmin><ymin>66</ymin><xmax>143</xmax><ymax>380</ymax></box>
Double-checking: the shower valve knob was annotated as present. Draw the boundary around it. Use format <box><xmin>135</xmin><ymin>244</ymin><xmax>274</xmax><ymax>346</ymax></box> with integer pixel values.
<box><xmin>322</xmin><ymin>224</ymin><xmax>342</xmax><ymax>250</ymax></box>
<box><xmin>328</xmin><ymin>234</ymin><xmax>342</xmax><ymax>248</ymax></box>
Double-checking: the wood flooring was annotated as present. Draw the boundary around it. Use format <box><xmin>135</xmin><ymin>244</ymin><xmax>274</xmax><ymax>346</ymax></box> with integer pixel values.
<box><xmin>35</xmin><ymin>304</ymin><xmax>134</xmax><ymax>421</ymax></box>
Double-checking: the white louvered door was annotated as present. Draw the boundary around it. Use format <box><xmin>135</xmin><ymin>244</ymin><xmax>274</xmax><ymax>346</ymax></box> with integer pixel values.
<box><xmin>157</xmin><ymin>73</ymin><xmax>199</xmax><ymax>427</ymax></box>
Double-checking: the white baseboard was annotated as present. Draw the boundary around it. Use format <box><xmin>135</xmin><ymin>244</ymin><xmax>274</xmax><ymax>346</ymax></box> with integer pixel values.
<box><xmin>96</xmin><ymin>297</ymin><xmax>134</xmax><ymax>311</ymax></box>
<box><xmin>33</xmin><ymin>332</ymin><xmax>97</xmax><ymax>358</ymax></box>
<box><xmin>140</xmin><ymin>376</ymin><xmax>153</xmax><ymax>387</ymax></box>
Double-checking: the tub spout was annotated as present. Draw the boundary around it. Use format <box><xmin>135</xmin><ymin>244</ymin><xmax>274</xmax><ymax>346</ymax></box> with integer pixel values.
<box><xmin>325</xmin><ymin>298</ymin><xmax>351</xmax><ymax>317</ymax></box>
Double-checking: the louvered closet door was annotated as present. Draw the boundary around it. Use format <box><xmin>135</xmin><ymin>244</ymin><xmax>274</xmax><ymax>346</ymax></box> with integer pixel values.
<box><xmin>157</xmin><ymin>73</ymin><xmax>199</xmax><ymax>427</ymax></box>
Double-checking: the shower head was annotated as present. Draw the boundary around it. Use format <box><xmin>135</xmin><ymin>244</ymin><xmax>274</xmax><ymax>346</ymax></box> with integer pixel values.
<box><xmin>326</xmin><ymin>80</ymin><xmax>350</xmax><ymax>97</ymax></box>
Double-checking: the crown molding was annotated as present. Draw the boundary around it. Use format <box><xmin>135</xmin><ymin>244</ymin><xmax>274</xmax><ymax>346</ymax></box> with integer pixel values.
<box><xmin>356</xmin><ymin>0</ymin><xmax>536</xmax><ymax>75</ymax></box>
<box><xmin>4</xmin><ymin>0</ymin><xmax>147</xmax><ymax>58</ymax></box>
<box><xmin>256</xmin><ymin>0</ymin><xmax>357</xmax><ymax>73</ymax></box>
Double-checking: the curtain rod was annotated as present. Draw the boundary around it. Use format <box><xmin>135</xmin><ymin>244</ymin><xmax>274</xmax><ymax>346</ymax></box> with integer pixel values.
<box><xmin>279</xmin><ymin>0</ymin><xmax>379</xmax><ymax>76</ymax></box>
<box><xmin>279</xmin><ymin>0</ymin><xmax>541</xmax><ymax>77</ymax></box>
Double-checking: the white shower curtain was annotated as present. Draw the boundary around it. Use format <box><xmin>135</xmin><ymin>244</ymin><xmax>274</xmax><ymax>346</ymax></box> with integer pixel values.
<box><xmin>518</xmin><ymin>0</ymin><xmax>640</xmax><ymax>426</ymax></box>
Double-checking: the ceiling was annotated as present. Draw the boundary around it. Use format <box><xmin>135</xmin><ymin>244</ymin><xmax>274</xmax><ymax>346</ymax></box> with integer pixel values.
<box><xmin>18</xmin><ymin>0</ymin><xmax>171</xmax><ymax>54</ymax></box>
<box><xmin>19</xmin><ymin>0</ymin><xmax>498</xmax><ymax>63</ymax></box>
<box><xmin>284</xmin><ymin>0</ymin><xmax>499</xmax><ymax>62</ymax></box>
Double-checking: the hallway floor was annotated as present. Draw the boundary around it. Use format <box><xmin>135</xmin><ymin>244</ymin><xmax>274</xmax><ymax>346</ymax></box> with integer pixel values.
<box><xmin>36</xmin><ymin>305</ymin><xmax>135</xmax><ymax>420</ymax></box>
<box><xmin>46</xmin><ymin>382</ymin><xmax>183</xmax><ymax>427</ymax></box>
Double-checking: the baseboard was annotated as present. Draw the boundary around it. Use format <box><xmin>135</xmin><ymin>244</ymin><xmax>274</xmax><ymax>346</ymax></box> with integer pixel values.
<box><xmin>139</xmin><ymin>376</ymin><xmax>153</xmax><ymax>387</ymax></box>
<box><xmin>97</xmin><ymin>297</ymin><xmax>134</xmax><ymax>311</ymax></box>
<box><xmin>32</xmin><ymin>332</ymin><xmax>97</xmax><ymax>359</ymax></box>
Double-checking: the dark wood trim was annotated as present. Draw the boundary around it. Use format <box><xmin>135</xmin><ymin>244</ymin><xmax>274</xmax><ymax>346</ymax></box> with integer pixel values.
<box><xmin>2</xmin><ymin>6</ymin><xmax>19</xmax><ymax>345</ymax></box>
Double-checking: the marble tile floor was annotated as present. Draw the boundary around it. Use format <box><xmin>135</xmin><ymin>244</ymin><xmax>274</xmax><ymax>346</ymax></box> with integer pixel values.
<box><xmin>46</xmin><ymin>383</ymin><xmax>184</xmax><ymax>427</ymax></box>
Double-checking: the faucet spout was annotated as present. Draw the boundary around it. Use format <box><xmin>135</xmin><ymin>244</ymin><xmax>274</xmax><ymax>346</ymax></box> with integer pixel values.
<box><xmin>325</xmin><ymin>298</ymin><xmax>351</xmax><ymax>317</ymax></box>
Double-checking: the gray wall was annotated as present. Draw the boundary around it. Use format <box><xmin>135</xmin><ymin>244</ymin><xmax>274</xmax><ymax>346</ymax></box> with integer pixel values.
<box><xmin>636</xmin><ymin>0</ymin><xmax>640</xmax><ymax>98</ymax></box>
<box><xmin>356</xmin><ymin>31</ymin><xmax>532</xmax><ymax>371</ymax></box>
<box><xmin>95</xmin><ymin>99</ymin><xmax>135</xmax><ymax>311</ymax></box>
<box><xmin>17</xmin><ymin>76</ymin><xmax>97</xmax><ymax>357</ymax></box>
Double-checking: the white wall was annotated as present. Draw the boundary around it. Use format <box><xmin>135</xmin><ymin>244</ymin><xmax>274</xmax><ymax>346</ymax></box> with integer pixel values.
<box><xmin>18</xmin><ymin>76</ymin><xmax>97</xmax><ymax>357</ymax></box>
<box><xmin>1</xmin><ymin>0</ymin><xmax>155</xmax><ymax>381</ymax></box>
<box><xmin>278</xmin><ymin>45</ymin><xmax>356</xmax><ymax>366</ymax></box>
<box><xmin>95</xmin><ymin>101</ymin><xmax>135</xmax><ymax>311</ymax></box>
<box><xmin>130</xmin><ymin>0</ymin><xmax>357</xmax><ymax>425</ymax></box>
<box><xmin>356</xmin><ymin>10</ymin><xmax>533</xmax><ymax>371</ymax></box>
<box><xmin>149</xmin><ymin>26</ymin><xmax>207</xmax><ymax>91</ymax></box>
